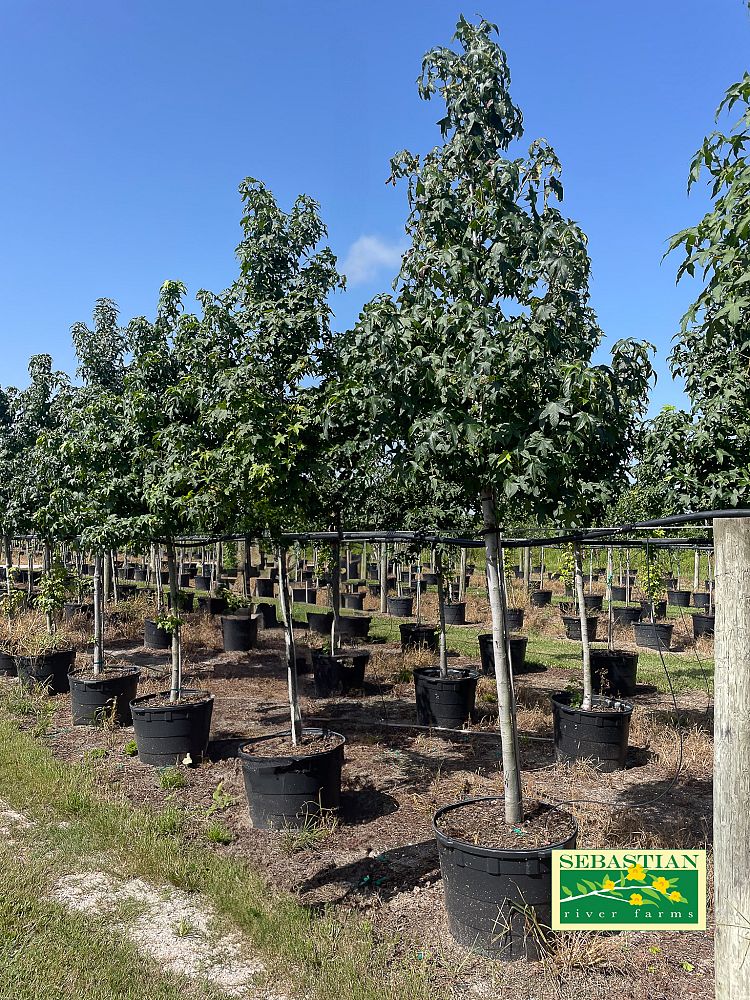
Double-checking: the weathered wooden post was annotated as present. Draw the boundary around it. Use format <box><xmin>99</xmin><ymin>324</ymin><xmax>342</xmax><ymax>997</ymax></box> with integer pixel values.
<box><xmin>714</xmin><ymin>516</ymin><xmax>750</xmax><ymax>1000</ymax></box>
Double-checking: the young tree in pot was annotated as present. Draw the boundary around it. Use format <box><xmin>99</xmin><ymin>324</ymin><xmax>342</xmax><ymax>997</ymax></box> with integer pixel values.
<box><xmin>188</xmin><ymin>178</ymin><xmax>348</xmax><ymax>825</ymax></box>
<box><xmin>115</xmin><ymin>282</ymin><xmax>219</xmax><ymax>764</ymax></box>
<box><xmin>35</xmin><ymin>301</ymin><xmax>143</xmax><ymax>723</ymax></box>
<box><xmin>337</xmin><ymin>17</ymin><xmax>653</xmax><ymax>957</ymax></box>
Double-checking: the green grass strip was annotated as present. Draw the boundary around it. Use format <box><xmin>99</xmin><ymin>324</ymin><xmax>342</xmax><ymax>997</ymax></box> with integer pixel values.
<box><xmin>0</xmin><ymin>713</ymin><xmax>432</xmax><ymax>1000</ymax></box>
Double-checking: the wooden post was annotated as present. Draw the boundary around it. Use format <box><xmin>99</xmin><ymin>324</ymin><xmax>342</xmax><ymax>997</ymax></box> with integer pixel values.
<box><xmin>694</xmin><ymin>548</ymin><xmax>700</xmax><ymax>593</ymax></box>
<box><xmin>714</xmin><ymin>517</ymin><xmax>750</xmax><ymax>1000</ymax></box>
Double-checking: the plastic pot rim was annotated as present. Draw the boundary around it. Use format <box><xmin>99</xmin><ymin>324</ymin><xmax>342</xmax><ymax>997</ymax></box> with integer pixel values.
<box><xmin>433</xmin><ymin>794</ymin><xmax>578</xmax><ymax>859</ymax></box>
<box><xmin>130</xmin><ymin>688</ymin><xmax>214</xmax><ymax>714</ymax></box>
<box><xmin>238</xmin><ymin>727</ymin><xmax>345</xmax><ymax>766</ymax></box>
<box><xmin>413</xmin><ymin>666</ymin><xmax>480</xmax><ymax>684</ymax></box>
<box><xmin>550</xmin><ymin>691</ymin><xmax>634</xmax><ymax>718</ymax></box>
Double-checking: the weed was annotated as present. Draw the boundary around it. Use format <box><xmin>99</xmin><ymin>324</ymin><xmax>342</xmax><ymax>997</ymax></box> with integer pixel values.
<box><xmin>279</xmin><ymin>809</ymin><xmax>339</xmax><ymax>855</ymax></box>
<box><xmin>205</xmin><ymin>781</ymin><xmax>233</xmax><ymax>818</ymax></box>
<box><xmin>123</xmin><ymin>739</ymin><xmax>138</xmax><ymax>757</ymax></box>
<box><xmin>159</xmin><ymin>767</ymin><xmax>187</xmax><ymax>790</ymax></box>
<box><xmin>206</xmin><ymin>822</ymin><xmax>234</xmax><ymax>845</ymax></box>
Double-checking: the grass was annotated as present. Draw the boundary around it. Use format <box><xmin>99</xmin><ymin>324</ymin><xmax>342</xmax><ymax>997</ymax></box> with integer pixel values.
<box><xmin>0</xmin><ymin>844</ymin><xmax>234</xmax><ymax>1000</ymax></box>
<box><xmin>0</xmin><ymin>711</ymin><xmax>433</xmax><ymax>1000</ymax></box>
<box><xmin>259</xmin><ymin>596</ymin><xmax>714</xmax><ymax>696</ymax></box>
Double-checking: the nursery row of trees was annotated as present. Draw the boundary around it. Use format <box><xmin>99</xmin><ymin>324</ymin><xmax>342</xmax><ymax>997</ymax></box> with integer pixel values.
<box><xmin>0</xmin><ymin>17</ymin><xmax>745</xmax><ymax>813</ymax></box>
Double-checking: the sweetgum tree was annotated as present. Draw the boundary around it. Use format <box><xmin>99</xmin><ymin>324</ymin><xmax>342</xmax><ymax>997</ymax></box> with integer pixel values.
<box><xmin>340</xmin><ymin>17</ymin><xmax>653</xmax><ymax>822</ymax></box>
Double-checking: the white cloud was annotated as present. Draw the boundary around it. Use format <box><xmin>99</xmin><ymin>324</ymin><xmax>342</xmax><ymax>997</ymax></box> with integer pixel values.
<box><xmin>341</xmin><ymin>234</ymin><xmax>406</xmax><ymax>286</ymax></box>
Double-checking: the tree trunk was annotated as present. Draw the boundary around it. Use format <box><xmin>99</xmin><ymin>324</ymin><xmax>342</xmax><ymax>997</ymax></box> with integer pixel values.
<box><xmin>625</xmin><ymin>549</ymin><xmax>631</xmax><ymax>605</ymax></box>
<box><xmin>110</xmin><ymin>550</ymin><xmax>118</xmax><ymax>604</ymax></box>
<box><xmin>277</xmin><ymin>545</ymin><xmax>302</xmax><ymax>746</ymax></box>
<box><xmin>714</xmin><ymin>517</ymin><xmax>750</xmax><ymax>1000</ymax></box>
<box><xmin>330</xmin><ymin>535</ymin><xmax>341</xmax><ymax>653</ymax></box>
<box><xmin>3</xmin><ymin>536</ymin><xmax>11</xmax><ymax>599</ymax></box>
<box><xmin>539</xmin><ymin>546</ymin><xmax>545</xmax><ymax>587</ymax></box>
<box><xmin>155</xmin><ymin>545</ymin><xmax>163</xmax><ymax>612</ymax></box>
<box><xmin>103</xmin><ymin>552</ymin><xmax>112</xmax><ymax>605</ymax></box>
<box><xmin>481</xmin><ymin>488</ymin><xmax>523</xmax><ymax>826</ymax></box>
<box><xmin>435</xmin><ymin>549</ymin><xmax>448</xmax><ymax>678</ymax></box>
<box><xmin>93</xmin><ymin>554</ymin><xmax>104</xmax><ymax>676</ymax></box>
<box><xmin>522</xmin><ymin>546</ymin><xmax>531</xmax><ymax>590</ymax></box>
<box><xmin>459</xmin><ymin>546</ymin><xmax>468</xmax><ymax>602</ymax></box>
<box><xmin>693</xmin><ymin>548</ymin><xmax>700</xmax><ymax>593</ymax></box>
<box><xmin>606</xmin><ymin>545</ymin><xmax>614</xmax><ymax>652</ymax></box>
<box><xmin>167</xmin><ymin>543</ymin><xmax>181</xmax><ymax>703</ymax></box>
<box><xmin>574</xmin><ymin>542</ymin><xmax>593</xmax><ymax>711</ymax></box>
<box><xmin>379</xmin><ymin>543</ymin><xmax>388</xmax><ymax>614</ymax></box>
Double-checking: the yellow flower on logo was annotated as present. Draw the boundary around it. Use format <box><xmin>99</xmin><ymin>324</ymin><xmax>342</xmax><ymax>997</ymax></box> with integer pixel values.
<box><xmin>629</xmin><ymin>893</ymin><xmax>643</xmax><ymax>906</ymax></box>
<box><xmin>652</xmin><ymin>877</ymin><xmax>670</xmax><ymax>893</ymax></box>
<box><xmin>602</xmin><ymin>877</ymin><xmax>616</xmax><ymax>891</ymax></box>
<box><xmin>669</xmin><ymin>891</ymin><xmax>681</xmax><ymax>902</ymax></box>
<box><xmin>626</xmin><ymin>863</ymin><xmax>647</xmax><ymax>882</ymax></box>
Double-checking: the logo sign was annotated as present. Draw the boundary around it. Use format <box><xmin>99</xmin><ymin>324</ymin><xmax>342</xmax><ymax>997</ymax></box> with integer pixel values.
<box><xmin>552</xmin><ymin>850</ymin><xmax>706</xmax><ymax>931</ymax></box>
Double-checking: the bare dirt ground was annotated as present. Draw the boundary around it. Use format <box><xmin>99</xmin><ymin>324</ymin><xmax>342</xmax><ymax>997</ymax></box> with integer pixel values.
<box><xmin>23</xmin><ymin>602</ymin><xmax>714</xmax><ymax>1000</ymax></box>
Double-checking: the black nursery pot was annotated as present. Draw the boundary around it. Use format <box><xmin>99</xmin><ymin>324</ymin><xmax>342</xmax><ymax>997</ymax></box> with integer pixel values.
<box><xmin>583</xmin><ymin>594</ymin><xmax>603</xmax><ymax>611</ymax></box>
<box><xmin>16</xmin><ymin>649</ymin><xmax>76</xmax><ymax>693</ymax></box>
<box><xmin>505</xmin><ymin>607</ymin><xmax>525</xmax><ymax>632</ymax></box>
<box><xmin>167</xmin><ymin>591</ymin><xmax>195</xmax><ymax>612</ymax></box>
<box><xmin>610</xmin><ymin>585</ymin><xmax>627</xmax><ymax>602</ymax></box>
<box><xmin>433</xmin><ymin>796</ymin><xmax>577</xmax><ymax>960</ymax></box>
<box><xmin>0</xmin><ymin>651</ymin><xmax>16</xmax><ymax>676</ymax></box>
<box><xmin>530</xmin><ymin>589</ymin><xmax>552</xmax><ymax>608</ymax></box>
<box><xmin>633</xmin><ymin>621</ymin><xmax>674</xmax><ymax>651</ymax></box>
<box><xmin>477</xmin><ymin>633</ymin><xmax>529</xmax><ymax>675</ymax></box>
<box><xmin>422</xmin><ymin>572</ymin><xmax>439</xmax><ymax>586</ymax></box>
<box><xmin>221</xmin><ymin>615</ymin><xmax>258</xmax><ymax>652</ymax></box>
<box><xmin>693</xmin><ymin>592</ymin><xmax>712</xmax><ymax>610</ymax></box>
<box><xmin>341</xmin><ymin>592</ymin><xmax>364</xmax><ymax>611</ymax></box>
<box><xmin>588</xmin><ymin>647</ymin><xmax>639</xmax><ymax>698</ymax></box>
<box><xmin>69</xmin><ymin>666</ymin><xmax>140</xmax><ymax>726</ymax></box>
<box><xmin>311</xmin><ymin>650</ymin><xmax>370</xmax><ymax>697</ymax></box>
<box><xmin>63</xmin><ymin>602</ymin><xmax>93</xmax><ymax>621</ymax></box>
<box><xmin>144</xmin><ymin>619</ymin><xmax>172</xmax><ymax>650</ymax></box>
<box><xmin>133</xmin><ymin>569</ymin><xmax>147</xmax><ymax>583</ymax></box>
<box><xmin>667</xmin><ymin>589</ymin><xmax>691</xmax><ymax>608</ymax></box>
<box><xmin>367</xmin><ymin>583</ymin><xmax>381</xmax><ymax>597</ymax></box>
<box><xmin>197</xmin><ymin>595</ymin><xmax>228</xmax><ymax>616</ymax></box>
<box><xmin>399</xmin><ymin>622</ymin><xmax>438</xmax><ymax>652</ymax></box>
<box><xmin>291</xmin><ymin>586</ymin><xmax>317</xmax><ymax>605</ymax></box>
<box><xmin>640</xmin><ymin>599</ymin><xmax>667</xmax><ymax>619</ymax></box>
<box><xmin>551</xmin><ymin>692</ymin><xmax>633</xmax><ymax>772</ymax></box>
<box><xmin>443</xmin><ymin>602</ymin><xmax>466</xmax><ymax>626</ymax></box>
<box><xmin>611</xmin><ymin>604</ymin><xmax>642</xmax><ymax>626</ymax></box>
<box><xmin>337</xmin><ymin>614</ymin><xmax>372</xmax><ymax>640</ymax></box>
<box><xmin>238</xmin><ymin>728</ymin><xmax>345</xmax><ymax>831</ymax></box>
<box><xmin>194</xmin><ymin>574</ymin><xmax>212</xmax><ymax>591</ymax></box>
<box><xmin>255</xmin><ymin>578</ymin><xmax>275</xmax><ymax>598</ymax></box>
<box><xmin>562</xmin><ymin>615</ymin><xmax>598</xmax><ymax>642</ymax></box>
<box><xmin>413</xmin><ymin>667</ymin><xmax>478</xmax><ymax>729</ymax></box>
<box><xmin>387</xmin><ymin>595</ymin><xmax>414</xmax><ymax>617</ymax></box>
<box><xmin>692</xmin><ymin>613</ymin><xmax>715</xmax><ymax>638</ymax></box>
<box><xmin>130</xmin><ymin>689</ymin><xmax>214</xmax><ymax>767</ymax></box>
<box><xmin>307</xmin><ymin>610</ymin><xmax>334</xmax><ymax>636</ymax></box>
<box><xmin>254</xmin><ymin>602</ymin><xmax>280</xmax><ymax>629</ymax></box>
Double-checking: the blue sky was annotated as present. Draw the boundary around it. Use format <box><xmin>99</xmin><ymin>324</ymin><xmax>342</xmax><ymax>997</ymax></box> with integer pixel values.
<box><xmin>0</xmin><ymin>1</ymin><xmax>748</xmax><ymax>412</ymax></box>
